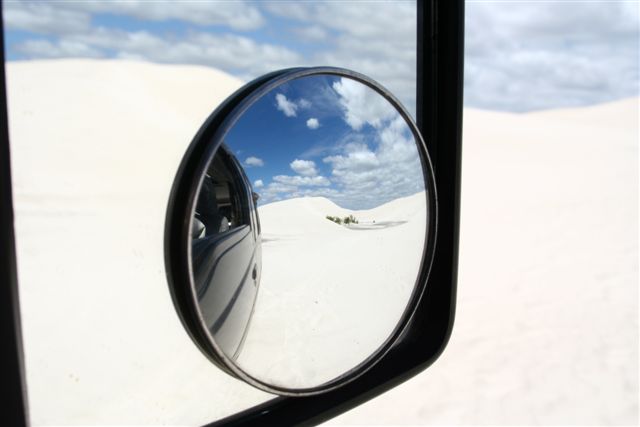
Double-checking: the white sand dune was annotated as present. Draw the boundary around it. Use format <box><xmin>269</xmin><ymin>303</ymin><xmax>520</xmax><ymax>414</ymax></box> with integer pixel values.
<box><xmin>7</xmin><ymin>59</ymin><xmax>638</xmax><ymax>425</ymax></box>
<box><xmin>238</xmin><ymin>193</ymin><xmax>427</xmax><ymax>389</ymax></box>
<box><xmin>257</xmin><ymin>190</ymin><xmax>426</xmax><ymax>234</ymax></box>
<box><xmin>8</xmin><ymin>59</ymin><xmax>275</xmax><ymax>425</ymax></box>
<box><xmin>8</xmin><ymin>59</ymin><xmax>428</xmax><ymax>423</ymax></box>
<box><xmin>331</xmin><ymin>98</ymin><xmax>639</xmax><ymax>425</ymax></box>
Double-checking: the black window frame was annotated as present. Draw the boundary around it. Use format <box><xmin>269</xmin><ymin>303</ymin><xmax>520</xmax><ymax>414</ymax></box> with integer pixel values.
<box><xmin>200</xmin><ymin>147</ymin><xmax>252</xmax><ymax>233</ymax></box>
<box><xmin>0</xmin><ymin>1</ymin><xmax>464</xmax><ymax>425</ymax></box>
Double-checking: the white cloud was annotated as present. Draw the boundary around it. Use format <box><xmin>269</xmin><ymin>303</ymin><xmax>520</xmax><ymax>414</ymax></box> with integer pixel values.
<box><xmin>8</xmin><ymin>25</ymin><xmax>301</xmax><ymax>80</ymax></box>
<box><xmin>275</xmin><ymin>94</ymin><xmax>312</xmax><ymax>117</ymax></box>
<box><xmin>273</xmin><ymin>175</ymin><xmax>330</xmax><ymax>187</ymax></box>
<box><xmin>292</xmin><ymin>25</ymin><xmax>329</xmax><ymax>42</ymax></box>
<box><xmin>306</xmin><ymin>118</ymin><xmax>320</xmax><ymax>129</ymax></box>
<box><xmin>297</xmin><ymin>98</ymin><xmax>312</xmax><ymax>109</ymax></box>
<box><xmin>290</xmin><ymin>159</ymin><xmax>318</xmax><ymax>177</ymax></box>
<box><xmin>5</xmin><ymin>1</ymin><xmax>636</xmax><ymax>114</ymax></box>
<box><xmin>267</xmin><ymin>1</ymin><xmax>638</xmax><ymax>112</ymax></box>
<box><xmin>323</xmin><ymin>114</ymin><xmax>424</xmax><ymax>209</ymax></box>
<box><xmin>260</xmin><ymin>77</ymin><xmax>424</xmax><ymax>209</ymax></box>
<box><xmin>105</xmin><ymin>2</ymin><xmax>265</xmax><ymax>31</ymax></box>
<box><xmin>15</xmin><ymin>39</ymin><xmax>104</xmax><ymax>58</ymax></box>
<box><xmin>3</xmin><ymin>2</ymin><xmax>91</xmax><ymax>35</ymax></box>
<box><xmin>259</xmin><ymin>173</ymin><xmax>335</xmax><ymax>204</ymax></box>
<box><xmin>463</xmin><ymin>2</ymin><xmax>639</xmax><ymax>111</ymax></box>
<box><xmin>4</xmin><ymin>1</ymin><xmax>264</xmax><ymax>32</ymax></box>
<box><xmin>323</xmin><ymin>144</ymin><xmax>379</xmax><ymax>173</ymax></box>
<box><xmin>275</xmin><ymin>93</ymin><xmax>298</xmax><ymax>117</ymax></box>
<box><xmin>245</xmin><ymin>156</ymin><xmax>264</xmax><ymax>167</ymax></box>
<box><xmin>265</xmin><ymin>2</ymin><xmax>417</xmax><ymax>116</ymax></box>
<box><xmin>332</xmin><ymin>77</ymin><xmax>398</xmax><ymax>130</ymax></box>
<box><xmin>258</xmin><ymin>110</ymin><xmax>424</xmax><ymax>209</ymax></box>
<box><xmin>4</xmin><ymin>1</ymin><xmax>417</xmax><ymax>114</ymax></box>
<box><xmin>254</xmin><ymin>179</ymin><xmax>264</xmax><ymax>188</ymax></box>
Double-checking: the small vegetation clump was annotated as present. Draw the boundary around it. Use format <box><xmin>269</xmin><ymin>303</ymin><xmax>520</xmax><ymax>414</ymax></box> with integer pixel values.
<box><xmin>326</xmin><ymin>215</ymin><xmax>342</xmax><ymax>225</ymax></box>
<box><xmin>343</xmin><ymin>214</ymin><xmax>359</xmax><ymax>225</ymax></box>
<box><xmin>326</xmin><ymin>214</ymin><xmax>358</xmax><ymax>226</ymax></box>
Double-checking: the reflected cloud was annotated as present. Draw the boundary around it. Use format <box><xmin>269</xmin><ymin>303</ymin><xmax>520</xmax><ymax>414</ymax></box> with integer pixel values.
<box><xmin>306</xmin><ymin>118</ymin><xmax>320</xmax><ymax>129</ymax></box>
<box><xmin>275</xmin><ymin>93</ymin><xmax>298</xmax><ymax>117</ymax></box>
<box><xmin>332</xmin><ymin>78</ymin><xmax>397</xmax><ymax>130</ymax></box>
<box><xmin>290</xmin><ymin>159</ymin><xmax>318</xmax><ymax>177</ymax></box>
<box><xmin>229</xmin><ymin>75</ymin><xmax>423</xmax><ymax>209</ymax></box>
<box><xmin>245</xmin><ymin>156</ymin><xmax>264</xmax><ymax>167</ymax></box>
<box><xmin>272</xmin><ymin>175</ymin><xmax>330</xmax><ymax>187</ymax></box>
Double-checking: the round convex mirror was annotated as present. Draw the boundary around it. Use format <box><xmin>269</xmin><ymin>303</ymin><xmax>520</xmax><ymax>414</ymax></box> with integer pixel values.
<box><xmin>165</xmin><ymin>68</ymin><xmax>437</xmax><ymax>396</ymax></box>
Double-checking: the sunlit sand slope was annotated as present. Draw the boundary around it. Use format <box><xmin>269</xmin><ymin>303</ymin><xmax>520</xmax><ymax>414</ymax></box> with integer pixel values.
<box><xmin>331</xmin><ymin>98</ymin><xmax>639</xmax><ymax>425</ymax></box>
<box><xmin>7</xmin><ymin>59</ymin><xmax>277</xmax><ymax>425</ymax></box>
<box><xmin>237</xmin><ymin>192</ymin><xmax>427</xmax><ymax>389</ymax></box>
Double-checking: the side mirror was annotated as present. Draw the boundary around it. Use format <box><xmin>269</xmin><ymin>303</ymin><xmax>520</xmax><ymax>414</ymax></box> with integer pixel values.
<box><xmin>165</xmin><ymin>67</ymin><xmax>437</xmax><ymax>396</ymax></box>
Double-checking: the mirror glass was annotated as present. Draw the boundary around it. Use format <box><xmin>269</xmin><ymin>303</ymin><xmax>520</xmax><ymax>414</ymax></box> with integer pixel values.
<box><xmin>189</xmin><ymin>73</ymin><xmax>430</xmax><ymax>391</ymax></box>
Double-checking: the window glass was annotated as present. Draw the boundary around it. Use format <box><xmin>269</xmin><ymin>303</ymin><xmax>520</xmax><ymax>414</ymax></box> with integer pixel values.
<box><xmin>195</xmin><ymin>149</ymin><xmax>250</xmax><ymax>238</ymax></box>
<box><xmin>3</xmin><ymin>1</ymin><xmax>416</xmax><ymax>424</ymax></box>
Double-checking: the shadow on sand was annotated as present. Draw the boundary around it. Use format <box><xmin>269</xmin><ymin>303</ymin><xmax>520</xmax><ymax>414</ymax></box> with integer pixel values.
<box><xmin>346</xmin><ymin>221</ymin><xmax>408</xmax><ymax>231</ymax></box>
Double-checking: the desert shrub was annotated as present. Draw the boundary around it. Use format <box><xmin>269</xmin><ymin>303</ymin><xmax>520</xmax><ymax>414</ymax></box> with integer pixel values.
<box><xmin>343</xmin><ymin>214</ymin><xmax>358</xmax><ymax>225</ymax></box>
<box><xmin>327</xmin><ymin>214</ymin><xmax>359</xmax><ymax>226</ymax></box>
<box><xmin>326</xmin><ymin>215</ymin><xmax>342</xmax><ymax>225</ymax></box>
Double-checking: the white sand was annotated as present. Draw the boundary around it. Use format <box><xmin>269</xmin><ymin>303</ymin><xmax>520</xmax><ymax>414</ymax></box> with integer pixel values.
<box><xmin>330</xmin><ymin>98</ymin><xmax>639</xmax><ymax>425</ymax></box>
<box><xmin>7</xmin><ymin>59</ymin><xmax>638</xmax><ymax>425</ymax></box>
<box><xmin>9</xmin><ymin>59</ymin><xmax>427</xmax><ymax>424</ymax></box>
<box><xmin>237</xmin><ymin>193</ymin><xmax>426</xmax><ymax>389</ymax></box>
<box><xmin>8</xmin><ymin>59</ymin><xmax>275</xmax><ymax>425</ymax></box>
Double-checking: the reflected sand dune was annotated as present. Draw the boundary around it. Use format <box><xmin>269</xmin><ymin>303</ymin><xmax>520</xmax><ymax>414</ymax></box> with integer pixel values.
<box><xmin>237</xmin><ymin>192</ymin><xmax>426</xmax><ymax>388</ymax></box>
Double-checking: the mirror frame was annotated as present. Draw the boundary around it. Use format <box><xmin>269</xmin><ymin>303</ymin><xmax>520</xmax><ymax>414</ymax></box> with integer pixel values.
<box><xmin>209</xmin><ymin>1</ymin><xmax>464</xmax><ymax>423</ymax></box>
<box><xmin>164</xmin><ymin>67</ymin><xmax>438</xmax><ymax>396</ymax></box>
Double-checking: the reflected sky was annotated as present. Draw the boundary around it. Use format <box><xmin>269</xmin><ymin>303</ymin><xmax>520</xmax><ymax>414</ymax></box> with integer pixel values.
<box><xmin>225</xmin><ymin>75</ymin><xmax>424</xmax><ymax>210</ymax></box>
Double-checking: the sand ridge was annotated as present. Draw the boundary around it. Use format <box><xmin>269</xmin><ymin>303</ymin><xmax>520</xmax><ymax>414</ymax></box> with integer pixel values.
<box><xmin>6</xmin><ymin>59</ymin><xmax>638</xmax><ymax>425</ymax></box>
<box><xmin>237</xmin><ymin>191</ymin><xmax>427</xmax><ymax>388</ymax></box>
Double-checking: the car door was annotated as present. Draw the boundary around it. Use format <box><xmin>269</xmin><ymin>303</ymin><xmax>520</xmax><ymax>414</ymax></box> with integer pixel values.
<box><xmin>192</xmin><ymin>145</ymin><xmax>261</xmax><ymax>359</ymax></box>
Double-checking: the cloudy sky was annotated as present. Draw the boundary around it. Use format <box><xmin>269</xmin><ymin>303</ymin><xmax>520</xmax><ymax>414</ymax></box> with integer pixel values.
<box><xmin>226</xmin><ymin>75</ymin><xmax>424</xmax><ymax>209</ymax></box>
<box><xmin>465</xmin><ymin>1</ymin><xmax>639</xmax><ymax>111</ymax></box>
<box><xmin>3</xmin><ymin>1</ymin><xmax>638</xmax><ymax>114</ymax></box>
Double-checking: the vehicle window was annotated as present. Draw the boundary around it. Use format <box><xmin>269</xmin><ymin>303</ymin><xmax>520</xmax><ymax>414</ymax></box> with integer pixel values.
<box><xmin>3</xmin><ymin>2</ymin><xmax>416</xmax><ymax>424</ymax></box>
<box><xmin>254</xmin><ymin>197</ymin><xmax>261</xmax><ymax>236</ymax></box>
<box><xmin>195</xmin><ymin>150</ymin><xmax>250</xmax><ymax>238</ymax></box>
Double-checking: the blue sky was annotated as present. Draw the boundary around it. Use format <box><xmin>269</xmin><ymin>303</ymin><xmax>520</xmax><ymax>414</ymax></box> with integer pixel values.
<box><xmin>3</xmin><ymin>1</ymin><xmax>638</xmax><ymax>114</ymax></box>
<box><xmin>225</xmin><ymin>75</ymin><xmax>424</xmax><ymax>209</ymax></box>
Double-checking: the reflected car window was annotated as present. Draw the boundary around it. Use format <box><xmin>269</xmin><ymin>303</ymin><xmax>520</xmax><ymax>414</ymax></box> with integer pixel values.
<box><xmin>195</xmin><ymin>150</ymin><xmax>250</xmax><ymax>238</ymax></box>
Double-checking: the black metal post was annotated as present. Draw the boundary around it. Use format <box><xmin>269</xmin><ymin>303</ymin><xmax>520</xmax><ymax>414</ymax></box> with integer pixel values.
<box><xmin>0</xmin><ymin>4</ymin><xmax>30</xmax><ymax>425</ymax></box>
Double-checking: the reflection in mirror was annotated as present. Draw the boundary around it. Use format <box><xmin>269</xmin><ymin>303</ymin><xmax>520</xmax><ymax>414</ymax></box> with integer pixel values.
<box><xmin>193</xmin><ymin>146</ymin><xmax>260</xmax><ymax>360</ymax></box>
<box><xmin>190</xmin><ymin>73</ymin><xmax>430</xmax><ymax>391</ymax></box>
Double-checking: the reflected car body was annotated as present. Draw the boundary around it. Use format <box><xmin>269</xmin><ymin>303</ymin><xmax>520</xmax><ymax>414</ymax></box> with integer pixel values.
<box><xmin>191</xmin><ymin>144</ymin><xmax>262</xmax><ymax>360</ymax></box>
